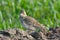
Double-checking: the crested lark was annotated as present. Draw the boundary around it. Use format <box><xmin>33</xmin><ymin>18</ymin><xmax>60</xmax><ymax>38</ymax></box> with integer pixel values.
<box><xmin>20</xmin><ymin>9</ymin><xmax>47</xmax><ymax>34</ymax></box>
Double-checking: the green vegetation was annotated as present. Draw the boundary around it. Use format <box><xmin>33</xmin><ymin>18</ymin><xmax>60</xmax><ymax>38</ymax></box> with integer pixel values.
<box><xmin>0</xmin><ymin>0</ymin><xmax>60</xmax><ymax>30</ymax></box>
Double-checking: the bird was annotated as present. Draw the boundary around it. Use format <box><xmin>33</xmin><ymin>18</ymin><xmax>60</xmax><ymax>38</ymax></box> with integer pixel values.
<box><xmin>19</xmin><ymin>9</ymin><xmax>47</xmax><ymax>35</ymax></box>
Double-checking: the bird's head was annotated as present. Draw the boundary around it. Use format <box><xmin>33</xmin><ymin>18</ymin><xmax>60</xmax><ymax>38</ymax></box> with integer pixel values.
<box><xmin>20</xmin><ymin>9</ymin><xmax>27</xmax><ymax>17</ymax></box>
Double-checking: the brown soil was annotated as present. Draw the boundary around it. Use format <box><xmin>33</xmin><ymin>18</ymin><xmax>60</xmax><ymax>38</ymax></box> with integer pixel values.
<box><xmin>0</xmin><ymin>27</ymin><xmax>60</xmax><ymax>40</ymax></box>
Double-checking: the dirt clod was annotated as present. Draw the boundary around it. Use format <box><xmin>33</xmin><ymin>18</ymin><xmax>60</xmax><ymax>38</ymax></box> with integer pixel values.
<box><xmin>0</xmin><ymin>27</ymin><xmax>60</xmax><ymax>40</ymax></box>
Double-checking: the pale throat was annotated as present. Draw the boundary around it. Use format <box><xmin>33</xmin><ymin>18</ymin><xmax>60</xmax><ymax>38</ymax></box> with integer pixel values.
<box><xmin>20</xmin><ymin>13</ymin><xmax>27</xmax><ymax>17</ymax></box>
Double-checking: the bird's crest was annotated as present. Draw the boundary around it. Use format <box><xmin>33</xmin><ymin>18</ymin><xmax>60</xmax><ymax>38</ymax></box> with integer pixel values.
<box><xmin>20</xmin><ymin>9</ymin><xmax>27</xmax><ymax>17</ymax></box>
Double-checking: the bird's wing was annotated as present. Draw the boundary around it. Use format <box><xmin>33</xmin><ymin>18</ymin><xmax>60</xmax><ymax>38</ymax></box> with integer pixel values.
<box><xmin>23</xmin><ymin>16</ymin><xmax>41</xmax><ymax>27</ymax></box>
<box><xmin>23</xmin><ymin>16</ymin><xmax>35</xmax><ymax>26</ymax></box>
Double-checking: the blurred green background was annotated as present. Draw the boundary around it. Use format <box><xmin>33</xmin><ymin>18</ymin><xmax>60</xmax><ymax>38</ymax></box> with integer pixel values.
<box><xmin>0</xmin><ymin>0</ymin><xmax>60</xmax><ymax>30</ymax></box>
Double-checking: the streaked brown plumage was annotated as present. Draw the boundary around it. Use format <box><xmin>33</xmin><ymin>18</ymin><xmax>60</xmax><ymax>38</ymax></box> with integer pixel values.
<box><xmin>20</xmin><ymin>9</ymin><xmax>47</xmax><ymax>34</ymax></box>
